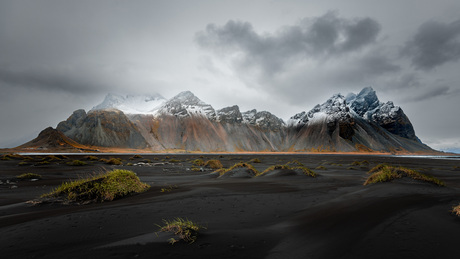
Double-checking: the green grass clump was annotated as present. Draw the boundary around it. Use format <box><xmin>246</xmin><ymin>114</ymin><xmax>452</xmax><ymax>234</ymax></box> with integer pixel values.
<box><xmin>16</xmin><ymin>173</ymin><xmax>42</xmax><ymax>180</ymax></box>
<box><xmin>101</xmin><ymin>157</ymin><xmax>123</xmax><ymax>165</ymax></box>
<box><xmin>41</xmin><ymin>169</ymin><xmax>149</xmax><ymax>204</ymax></box>
<box><xmin>249</xmin><ymin>158</ymin><xmax>261</xmax><ymax>163</ymax></box>
<box><xmin>42</xmin><ymin>155</ymin><xmax>62</xmax><ymax>161</ymax></box>
<box><xmin>351</xmin><ymin>160</ymin><xmax>369</xmax><ymax>166</ymax></box>
<box><xmin>214</xmin><ymin>162</ymin><xmax>259</xmax><ymax>176</ymax></box>
<box><xmin>18</xmin><ymin>161</ymin><xmax>30</xmax><ymax>166</ymax></box>
<box><xmin>160</xmin><ymin>185</ymin><xmax>178</xmax><ymax>193</ymax></box>
<box><xmin>129</xmin><ymin>154</ymin><xmax>143</xmax><ymax>160</ymax></box>
<box><xmin>1</xmin><ymin>154</ymin><xmax>31</xmax><ymax>160</ymax></box>
<box><xmin>191</xmin><ymin>159</ymin><xmax>205</xmax><ymax>166</ymax></box>
<box><xmin>364</xmin><ymin>164</ymin><xmax>445</xmax><ymax>186</ymax></box>
<box><xmin>285</xmin><ymin>160</ymin><xmax>305</xmax><ymax>167</ymax></box>
<box><xmin>85</xmin><ymin>155</ymin><xmax>99</xmax><ymax>161</ymax></box>
<box><xmin>169</xmin><ymin>159</ymin><xmax>181</xmax><ymax>163</ymax></box>
<box><xmin>67</xmin><ymin>160</ymin><xmax>87</xmax><ymax>166</ymax></box>
<box><xmin>452</xmin><ymin>204</ymin><xmax>460</xmax><ymax>217</ymax></box>
<box><xmin>157</xmin><ymin>218</ymin><xmax>205</xmax><ymax>244</ymax></box>
<box><xmin>259</xmin><ymin>162</ymin><xmax>317</xmax><ymax>177</ymax></box>
<box><xmin>36</xmin><ymin>160</ymin><xmax>50</xmax><ymax>166</ymax></box>
<box><xmin>205</xmin><ymin>159</ymin><xmax>223</xmax><ymax>169</ymax></box>
<box><xmin>191</xmin><ymin>166</ymin><xmax>202</xmax><ymax>172</ymax></box>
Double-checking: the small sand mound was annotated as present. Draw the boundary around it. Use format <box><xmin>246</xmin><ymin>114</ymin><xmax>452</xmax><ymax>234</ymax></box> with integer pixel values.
<box><xmin>259</xmin><ymin>169</ymin><xmax>303</xmax><ymax>177</ymax></box>
<box><xmin>219</xmin><ymin>168</ymin><xmax>256</xmax><ymax>178</ymax></box>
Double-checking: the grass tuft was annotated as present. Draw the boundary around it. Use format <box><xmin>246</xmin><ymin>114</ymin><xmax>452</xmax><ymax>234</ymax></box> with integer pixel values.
<box><xmin>259</xmin><ymin>162</ymin><xmax>317</xmax><ymax>177</ymax></box>
<box><xmin>351</xmin><ymin>160</ymin><xmax>369</xmax><ymax>166</ymax></box>
<box><xmin>452</xmin><ymin>204</ymin><xmax>460</xmax><ymax>217</ymax></box>
<box><xmin>191</xmin><ymin>159</ymin><xmax>205</xmax><ymax>166</ymax></box>
<box><xmin>214</xmin><ymin>162</ymin><xmax>259</xmax><ymax>176</ymax></box>
<box><xmin>249</xmin><ymin>158</ymin><xmax>261</xmax><ymax>163</ymax></box>
<box><xmin>85</xmin><ymin>155</ymin><xmax>99</xmax><ymax>161</ymax></box>
<box><xmin>205</xmin><ymin>159</ymin><xmax>223</xmax><ymax>169</ymax></box>
<box><xmin>67</xmin><ymin>160</ymin><xmax>87</xmax><ymax>166</ymax></box>
<box><xmin>100</xmin><ymin>157</ymin><xmax>123</xmax><ymax>165</ymax></box>
<box><xmin>157</xmin><ymin>218</ymin><xmax>205</xmax><ymax>244</ymax></box>
<box><xmin>1</xmin><ymin>154</ymin><xmax>31</xmax><ymax>160</ymax></box>
<box><xmin>16</xmin><ymin>173</ymin><xmax>42</xmax><ymax>180</ymax></box>
<box><xmin>364</xmin><ymin>164</ymin><xmax>445</xmax><ymax>186</ymax></box>
<box><xmin>40</xmin><ymin>169</ymin><xmax>149</xmax><ymax>204</ymax></box>
<box><xmin>129</xmin><ymin>154</ymin><xmax>143</xmax><ymax>160</ymax></box>
<box><xmin>169</xmin><ymin>159</ymin><xmax>181</xmax><ymax>163</ymax></box>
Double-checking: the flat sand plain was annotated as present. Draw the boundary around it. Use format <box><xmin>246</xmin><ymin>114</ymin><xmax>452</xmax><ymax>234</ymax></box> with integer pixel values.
<box><xmin>1</xmin><ymin>154</ymin><xmax>460</xmax><ymax>258</ymax></box>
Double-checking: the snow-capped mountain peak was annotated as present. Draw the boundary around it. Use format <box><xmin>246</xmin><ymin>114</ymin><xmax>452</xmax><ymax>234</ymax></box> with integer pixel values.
<box><xmin>91</xmin><ymin>93</ymin><xmax>166</xmax><ymax>114</ymax></box>
<box><xmin>288</xmin><ymin>93</ymin><xmax>351</xmax><ymax>126</ymax></box>
<box><xmin>155</xmin><ymin>91</ymin><xmax>217</xmax><ymax>119</ymax></box>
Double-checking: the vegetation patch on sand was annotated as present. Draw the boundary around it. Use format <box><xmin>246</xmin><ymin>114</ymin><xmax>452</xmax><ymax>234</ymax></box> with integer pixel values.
<box><xmin>1</xmin><ymin>154</ymin><xmax>33</xmax><ymax>160</ymax></box>
<box><xmin>214</xmin><ymin>162</ymin><xmax>259</xmax><ymax>177</ymax></box>
<box><xmin>100</xmin><ymin>157</ymin><xmax>123</xmax><ymax>165</ymax></box>
<box><xmin>67</xmin><ymin>160</ymin><xmax>87</xmax><ymax>166</ymax></box>
<box><xmin>452</xmin><ymin>204</ymin><xmax>460</xmax><ymax>217</ymax></box>
<box><xmin>16</xmin><ymin>173</ymin><xmax>42</xmax><ymax>180</ymax></box>
<box><xmin>157</xmin><ymin>218</ymin><xmax>205</xmax><ymax>244</ymax></box>
<box><xmin>191</xmin><ymin>159</ymin><xmax>205</xmax><ymax>166</ymax></box>
<box><xmin>39</xmin><ymin>169</ymin><xmax>149</xmax><ymax>204</ymax></box>
<box><xmin>259</xmin><ymin>161</ymin><xmax>317</xmax><ymax>177</ymax></box>
<box><xmin>364</xmin><ymin>164</ymin><xmax>445</xmax><ymax>186</ymax></box>
<box><xmin>204</xmin><ymin>159</ymin><xmax>223</xmax><ymax>169</ymax></box>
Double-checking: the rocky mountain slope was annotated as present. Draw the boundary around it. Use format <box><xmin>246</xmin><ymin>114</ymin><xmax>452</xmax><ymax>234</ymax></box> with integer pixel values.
<box><xmin>37</xmin><ymin>88</ymin><xmax>434</xmax><ymax>153</ymax></box>
<box><xmin>17</xmin><ymin>127</ymin><xmax>96</xmax><ymax>152</ymax></box>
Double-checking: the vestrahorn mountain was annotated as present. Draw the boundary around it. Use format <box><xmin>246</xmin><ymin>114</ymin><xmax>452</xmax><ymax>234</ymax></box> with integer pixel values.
<box><xmin>33</xmin><ymin>87</ymin><xmax>433</xmax><ymax>153</ymax></box>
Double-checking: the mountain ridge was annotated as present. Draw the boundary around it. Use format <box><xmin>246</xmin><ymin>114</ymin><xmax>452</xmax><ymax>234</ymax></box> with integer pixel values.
<box><xmin>14</xmin><ymin>87</ymin><xmax>437</xmax><ymax>153</ymax></box>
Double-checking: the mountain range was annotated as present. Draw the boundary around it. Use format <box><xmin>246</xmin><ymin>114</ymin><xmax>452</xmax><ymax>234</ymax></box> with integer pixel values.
<box><xmin>18</xmin><ymin>87</ymin><xmax>435</xmax><ymax>153</ymax></box>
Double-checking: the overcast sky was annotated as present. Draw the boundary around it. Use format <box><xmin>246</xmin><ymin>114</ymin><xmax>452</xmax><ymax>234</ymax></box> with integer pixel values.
<box><xmin>1</xmin><ymin>0</ymin><xmax>459</xmax><ymax>151</ymax></box>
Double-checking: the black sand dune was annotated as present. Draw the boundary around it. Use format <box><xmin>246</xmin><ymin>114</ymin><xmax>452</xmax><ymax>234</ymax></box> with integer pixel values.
<box><xmin>1</xmin><ymin>154</ymin><xmax>460</xmax><ymax>258</ymax></box>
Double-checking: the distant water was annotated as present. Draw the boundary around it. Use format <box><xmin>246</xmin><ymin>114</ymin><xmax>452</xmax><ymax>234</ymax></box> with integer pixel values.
<box><xmin>395</xmin><ymin>155</ymin><xmax>460</xmax><ymax>160</ymax></box>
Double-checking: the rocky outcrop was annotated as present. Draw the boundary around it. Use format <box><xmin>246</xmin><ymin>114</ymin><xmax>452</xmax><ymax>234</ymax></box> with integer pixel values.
<box><xmin>217</xmin><ymin>105</ymin><xmax>243</xmax><ymax>124</ymax></box>
<box><xmin>57</xmin><ymin>109</ymin><xmax>146</xmax><ymax>148</ymax></box>
<box><xmin>17</xmin><ymin>127</ymin><xmax>94</xmax><ymax>151</ymax></box>
<box><xmin>347</xmin><ymin>87</ymin><xmax>418</xmax><ymax>141</ymax></box>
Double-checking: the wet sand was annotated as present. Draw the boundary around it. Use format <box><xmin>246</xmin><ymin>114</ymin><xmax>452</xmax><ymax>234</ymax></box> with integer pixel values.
<box><xmin>1</xmin><ymin>154</ymin><xmax>460</xmax><ymax>258</ymax></box>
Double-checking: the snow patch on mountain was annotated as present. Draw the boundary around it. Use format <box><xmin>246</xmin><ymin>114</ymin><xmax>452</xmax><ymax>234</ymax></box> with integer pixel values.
<box><xmin>288</xmin><ymin>94</ymin><xmax>352</xmax><ymax>127</ymax></box>
<box><xmin>154</xmin><ymin>91</ymin><xmax>217</xmax><ymax>119</ymax></box>
<box><xmin>242</xmin><ymin>109</ymin><xmax>285</xmax><ymax>129</ymax></box>
<box><xmin>91</xmin><ymin>93</ymin><xmax>166</xmax><ymax>114</ymax></box>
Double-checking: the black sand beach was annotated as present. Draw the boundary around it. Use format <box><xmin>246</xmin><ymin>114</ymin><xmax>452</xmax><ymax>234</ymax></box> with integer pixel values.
<box><xmin>1</xmin><ymin>154</ymin><xmax>460</xmax><ymax>258</ymax></box>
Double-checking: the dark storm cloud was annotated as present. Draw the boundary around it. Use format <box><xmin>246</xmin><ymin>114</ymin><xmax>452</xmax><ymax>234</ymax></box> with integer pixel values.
<box><xmin>196</xmin><ymin>11</ymin><xmax>381</xmax><ymax>75</ymax></box>
<box><xmin>0</xmin><ymin>65</ymin><xmax>107</xmax><ymax>94</ymax></box>
<box><xmin>406</xmin><ymin>85</ymin><xmax>453</xmax><ymax>102</ymax></box>
<box><xmin>403</xmin><ymin>19</ymin><xmax>460</xmax><ymax>70</ymax></box>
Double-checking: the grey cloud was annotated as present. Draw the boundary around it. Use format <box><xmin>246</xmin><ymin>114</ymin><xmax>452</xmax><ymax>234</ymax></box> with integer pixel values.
<box><xmin>196</xmin><ymin>12</ymin><xmax>381</xmax><ymax>75</ymax></box>
<box><xmin>406</xmin><ymin>85</ymin><xmax>455</xmax><ymax>102</ymax></box>
<box><xmin>0</xmin><ymin>65</ymin><xmax>110</xmax><ymax>94</ymax></box>
<box><xmin>403</xmin><ymin>19</ymin><xmax>460</xmax><ymax>70</ymax></box>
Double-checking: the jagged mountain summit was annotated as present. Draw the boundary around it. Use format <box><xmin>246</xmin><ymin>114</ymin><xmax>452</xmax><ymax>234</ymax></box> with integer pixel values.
<box><xmin>33</xmin><ymin>87</ymin><xmax>435</xmax><ymax>153</ymax></box>
<box><xmin>154</xmin><ymin>91</ymin><xmax>217</xmax><ymax>120</ymax></box>
<box><xmin>91</xmin><ymin>93</ymin><xmax>166</xmax><ymax>114</ymax></box>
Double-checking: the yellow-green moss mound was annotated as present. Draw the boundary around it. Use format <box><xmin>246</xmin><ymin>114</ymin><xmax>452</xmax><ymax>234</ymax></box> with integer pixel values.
<box><xmin>364</xmin><ymin>164</ymin><xmax>444</xmax><ymax>186</ymax></box>
<box><xmin>40</xmin><ymin>169</ymin><xmax>149</xmax><ymax>204</ymax></box>
<box><xmin>259</xmin><ymin>161</ymin><xmax>317</xmax><ymax>177</ymax></box>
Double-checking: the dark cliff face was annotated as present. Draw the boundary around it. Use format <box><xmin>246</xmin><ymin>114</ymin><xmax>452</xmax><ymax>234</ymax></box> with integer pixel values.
<box><xmin>370</xmin><ymin>102</ymin><xmax>417</xmax><ymax>141</ymax></box>
<box><xmin>217</xmin><ymin>105</ymin><xmax>243</xmax><ymax>124</ymax></box>
<box><xmin>57</xmin><ymin>109</ymin><xmax>147</xmax><ymax>148</ymax></box>
<box><xmin>347</xmin><ymin>87</ymin><xmax>419</xmax><ymax>142</ymax></box>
